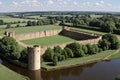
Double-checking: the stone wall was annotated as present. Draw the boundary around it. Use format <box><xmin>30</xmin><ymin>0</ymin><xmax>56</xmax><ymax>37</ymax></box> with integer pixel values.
<box><xmin>40</xmin><ymin>36</ymin><xmax>101</xmax><ymax>55</ymax></box>
<box><xmin>61</xmin><ymin>29</ymin><xmax>98</xmax><ymax>40</ymax></box>
<box><xmin>14</xmin><ymin>29</ymin><xmax>62</xmax><ymax>40</ymax></box>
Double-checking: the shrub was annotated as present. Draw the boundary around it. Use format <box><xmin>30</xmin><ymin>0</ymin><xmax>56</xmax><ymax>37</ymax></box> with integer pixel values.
<box><xmin>53</xmin><ymin>55</ymin><xmax>58</xmax><ymax>66</ymax></box>
<box><xmin>43</xmin><ymin>48</ymin><xmax>54</xmax><ymax>62</ymax></box>
<box><xmin>86</xmin><ymin>44</ymin><xmax>97</xmax><ymax>55</ymax></box>
<box><xmin>61</xmin><ymin>49</ymin><xmax>68</xmax><ymax>59</ymax></box>
<box><xmin>58</xmin><ymin>55</ymin><xmax>65</xmax><ymax>61</ymax></box>
<box><xmin>66</xmin><ymin>42</ymin><xmax>82</xmax><ymax>57</ymax></box>
<box><xmin>98</xmin><ymin>39</ymin><xmax>111</xmax><ymax>51</ymax></box>
<box><xmin>82</xmin><ymin>45</ymin><xmax>88</xmax><ymax>54</ymax></box>
<box><xmin>92</xmin><ymin>44</ymin><xmax>99</xmax><ymax>54</ymax></box>
<box><xmin>19</xmin><ymin>48</ymin><xmax>28</xmax><ymax>63</ymax></box>
<box><xmin>64</xmin><ymin>48</ymin><xmax>74</xmax><ymax>58</ymax></box>
<box><xmin>54</xmin><ymin>46</ymin><xmax>62</xmax><ymax>54</ymax></box>
<box><xmin>77</xmin><ymin>49</ymin><xmax>85</xmax><ymax>57</ymax></box>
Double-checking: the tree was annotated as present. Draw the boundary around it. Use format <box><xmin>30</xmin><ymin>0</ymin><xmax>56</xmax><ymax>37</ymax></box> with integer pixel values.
<box><xmin>66</xmin><ymin>42</ymin><xmax>82</xmax><ymax>57</ymax></box>
<box><xmin>27</xmin><ymin>21</ymin><xmax>32</xmax><ymax>26</ymax></box>
<box><xmin>0</xmin><ymin>36</ymin><xmax>20</xmax><ymax>60</ymax></box>
<box><xmin>82</xmin><ymin>45</ymin><xmax>88</xmax><ymax>54</ymax></box>
<box><xmin>54</xmin><ymin>46</ymin><xmax>62</xmax><ymax>54</ymax></box>
<box><xmin>86</xmin><ymin>44</ymin><xmax>98</xmax><ymax>55</ymax></box>
<box><xmin>32</xmin><ymin>21</ymin><xmax>37</xmax><ymax>26</ymax></box>
<box><xmin>64</xmin><ymin>48</ymin><xmax>74</xmax><ymax>58</ymax></box>
<box><xmin>103</xmin><ymin>21</ymin><xmax>116</xmax><ymax>33</ymax></box>
<box><xmin>43</xmin><ymin>48</ymin><xmax>54</xmax><ymax>61</ymax></box>
<box><xmin>19</xmin><ymin>48</ymin><xmax>28</xmax><ymax>63</ymax></box>
<box><xmin>0</xmin><ymin>20</ymin><xmax>4</xmax><ymax>25</ymax></box>
<box><xmin>77</xmin><ymin>49</ymin><xmax>85</xmax><ymax>57</ymax></box>
<box><xmin>6</xmin><ymin>24</ymin><xmax>11</xmax><ymax>29</ymax></box>
<box><xmin>102</xmin><ymin>34</ymin><xmax>119</xmax><ymax>49</ymax></box>
<box><xmin>92</xmin><ymin>44</ymin><xmax>99</xmax><ymax>53</ymax></box>
<box><xmin>61</xmin><ymin>49</ymin><xmax>68</xmax><ymax>59</ymax></box>
<box><xmin>53</xmin><ymin>55</ymin><xmax>58</xmax><ymax>66</ymax></box>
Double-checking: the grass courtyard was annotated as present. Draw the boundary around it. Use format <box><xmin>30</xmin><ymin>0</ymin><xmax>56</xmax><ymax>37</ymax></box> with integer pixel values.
<box><xmin>0</xmin><ymin>64</ymin><xmax>29</xmax><ymax>80</ymax></box>
<box><xmin>22</xmin><ymin>35</ymin><xmax>76</xmax><ymax>46</ymax></box>
<box><xmin>0</xmin><ymin>25</ymin><xmax>62</xmax><ymax>35</ymax></box>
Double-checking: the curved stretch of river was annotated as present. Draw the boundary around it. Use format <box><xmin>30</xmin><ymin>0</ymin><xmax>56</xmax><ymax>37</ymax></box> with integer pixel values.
<box><xmin>2</xmin><ymin>58</ymin><xmax>120</xmax><ymax>80</ymax></box>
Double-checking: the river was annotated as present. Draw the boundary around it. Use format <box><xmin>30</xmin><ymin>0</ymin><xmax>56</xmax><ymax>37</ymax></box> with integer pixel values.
<box><xmin>2</xmin><ymin>58</ymin><xmax>120</xmax><ymax>80</ymax></box>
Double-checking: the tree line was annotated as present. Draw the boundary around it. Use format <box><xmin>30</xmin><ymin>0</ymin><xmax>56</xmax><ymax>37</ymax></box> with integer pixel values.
<box><xmin>27</xmin><ymin>18</ymin><xmax>57</xmax><ymax>26</ymax></box>
<box><xmin>42</xmin><ymin>34</ymin><xmax>120</xmax><ymax>66</ymax></box>
<box><xmin>56</xmin><ymin>15</ymin><xmax>120</xmax><ymax>34</ymax></box>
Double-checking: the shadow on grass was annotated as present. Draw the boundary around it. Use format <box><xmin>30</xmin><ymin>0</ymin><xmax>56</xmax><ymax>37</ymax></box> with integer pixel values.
<box><xmin>46</xmin><ymin>63</ymin><xmax>54</xmax><ymax>66</ymax></box>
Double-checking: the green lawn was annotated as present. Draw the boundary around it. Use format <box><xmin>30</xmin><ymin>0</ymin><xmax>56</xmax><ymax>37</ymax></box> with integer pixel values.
<box><xmin>70</xmin><ymin>27</ymin><xmax>105</xmax><ymax>35</ymax></box>
<box><xmin>0</xmin><ymin>64</ymin><xmax>29</xmax><ymax>80</ymax></box>
<box><xmin>0</xmin><ymin>23</ymin><xmax>26</xmax><ymax>29</ymax></box>
<box><xmin>22</xmin><ymin>35</ymin><xmax>76</xmax><ymax>46</ymax></box>
<box><xmin>109</xmin><ymin>50</ymin><xmax>120</xmax><ymax>59</ymax></box>
<box><xmin>90</xmin><ymin>14</ymin><xmax>103</xmax><ymax>18</ymax></box>
<box><xmin>25</xmin><ymin>15</ymin><xmax>46</xmax><ymax>19</ymax></box>
<box><xmin>0</xmin><ymin>17</ymin><xmax>35</xmax><ymax>23</ymax></box>
<box><xmin>42</xmin><ymin>50</ymin><xmax>116</xmax><ymax>70</ymax></box>
<box><xmin>0</xmin><ymin>25</ymin><xmax>62</xmax><ymax>35</ymax></box>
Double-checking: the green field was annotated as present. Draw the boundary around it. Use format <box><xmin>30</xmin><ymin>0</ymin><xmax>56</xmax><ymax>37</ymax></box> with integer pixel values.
<box><xmin>0</xmin><ymin>17</ymin><xmax>35</xmax><ymax>23</ymax></box>
<box><xmin>0</xmin><ymin>64</ymin><xmax>29</xmax><ymax>80</ymax></box>
<box><xmin>0</xmin><ymin>23</ymin><xmax>26</xmax><ymax>29</ymax></box>
<box><xmin>90</xmin><ymin>14</ymin><xmax>103</xmax><ymax>18</ymax></box>
<box><xmin>42</xmin><ymin>50</ymin><xmax>116</xmax><ymax>70</ymax></box>
<box><xmin>70</xmin><ymin>27</ymin><xmax>105</xmax><ymax>35</ymax></box>
<box><xmin>22</xmin><ymin>35</ymin><xmax>76</xmax><ymax>46</ymax></box>
<box><xmin>25</xmin><ymin>15</ymin><xmax>46</xmax><ymax>19</ymax></box>
<box><xmin>0</xmin><ymin>25</ymin><xmax>62</xmax><ymax>35</ymax></box>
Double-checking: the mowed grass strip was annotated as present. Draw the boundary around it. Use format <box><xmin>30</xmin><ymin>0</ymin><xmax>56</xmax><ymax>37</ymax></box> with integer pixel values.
<box><xmin>0</xmin><ymin>64</ymin><xmax>29</xmax><ymax>80</ymax></box>
<box><xmin>42</xmin><ymin>50</ymin><xmax>116</xmax><ymax>70</ymax></box>
<box><xmin>22</xmin><ymin>35</ymin><xmax>76</xmax><ymax>46</ymax></box>
<box><xmin>0</xmin><ymin>25</ymin><xmax>62</xmax><ymax>35</ymax></box>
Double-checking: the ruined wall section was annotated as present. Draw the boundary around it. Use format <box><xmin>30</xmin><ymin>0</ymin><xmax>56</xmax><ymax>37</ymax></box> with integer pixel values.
<box><xmin>15</xmin><ymin>29</ymin><xmax>62</xmax><ymax>40</ymax></box>
<box><xmin>61</xmin><ymin>29</ymin><xmax>98</xmax><ymax>40</ymax></box>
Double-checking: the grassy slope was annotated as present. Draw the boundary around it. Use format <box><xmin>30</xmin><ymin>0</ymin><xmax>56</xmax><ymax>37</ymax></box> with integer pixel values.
<box><xmin>0</xmin><ymin>64</ymin><xmax>29</xmax><ymax>80</ymax></box>
<box><xmin>42</xmin><ymin>50</ymin><xmax>116</xmax><ymax>70</ymax></box>
<box><xmin>0</xmin><ymin>25</ymin><xmax>62</xmax><ymax>35</ymax></box>
<box><xmin>22</xmin><ymin>35</ymin><xmax>76</xmax><ymax>46</ymax></box>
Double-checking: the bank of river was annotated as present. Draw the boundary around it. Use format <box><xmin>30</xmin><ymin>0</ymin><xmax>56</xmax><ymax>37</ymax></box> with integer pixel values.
<box><xmin>0</xmin><ymin>64</ymin><xmax>29</xmax><ymax>80</ymax></box>
<box><xmin>1</xmin><ymin>58</ymin><xmax>120</xmax><ymax>80</ymax></box>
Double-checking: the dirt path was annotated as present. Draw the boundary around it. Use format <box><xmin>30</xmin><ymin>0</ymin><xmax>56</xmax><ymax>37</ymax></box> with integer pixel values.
<box><xmin>16</xmin><ymin>40</ymin><xmax>28</xmax><ymax>48</ymax></box>
<box><xmin>104</xmin><ymin>49</ymin><xmax>120</xmax><ymax>60</ymax></box>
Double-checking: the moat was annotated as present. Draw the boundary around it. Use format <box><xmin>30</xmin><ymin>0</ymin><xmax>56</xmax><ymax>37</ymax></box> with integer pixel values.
<box><xmin>1</xmin><ymin>58</ymin><xmax>120</xmax><ymax>80</ymax></box>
